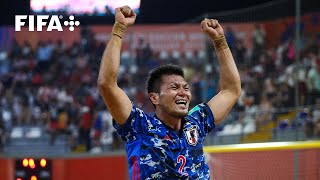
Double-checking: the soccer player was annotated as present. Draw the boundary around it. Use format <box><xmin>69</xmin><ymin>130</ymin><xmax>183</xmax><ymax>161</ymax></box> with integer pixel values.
<box><xmin>98</xmin><ymin>5</ymin><xmax>241</xmax><ymax>180</ymax></box>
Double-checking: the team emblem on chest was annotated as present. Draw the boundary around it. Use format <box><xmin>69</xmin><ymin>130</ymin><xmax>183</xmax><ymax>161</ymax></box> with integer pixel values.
<box><xmin>183</xmin><ymin>125</ymin><xmax>199</xmax><ymax>146</ymax></box>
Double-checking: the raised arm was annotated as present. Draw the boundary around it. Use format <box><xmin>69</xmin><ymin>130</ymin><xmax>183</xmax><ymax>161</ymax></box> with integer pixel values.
<box><xmin>97</xmin><ymin>6</ymin><xmax>136</xmax><ymax>125</ymax></box>
<box><xmin>201</xmin><ymin>19</ymin><xmax>242</xmax><ymax>124</ymax></box>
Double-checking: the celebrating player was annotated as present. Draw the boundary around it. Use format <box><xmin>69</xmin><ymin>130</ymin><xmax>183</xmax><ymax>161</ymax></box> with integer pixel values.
<box><xmin>98</xmin><ymin>5</ymin><xmax>241</xmax><ymax>179</ymax></box>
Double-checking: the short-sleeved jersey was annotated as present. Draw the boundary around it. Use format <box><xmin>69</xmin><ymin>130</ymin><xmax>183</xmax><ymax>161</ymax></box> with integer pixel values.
<box><xmin>113</xmin><ymin>103</ymin><xmax>215</xmax><ymax>180</ymax></box>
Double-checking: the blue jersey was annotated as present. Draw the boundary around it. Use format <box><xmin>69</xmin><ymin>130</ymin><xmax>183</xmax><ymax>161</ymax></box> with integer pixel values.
<box><xmin>113</xmin><ymin>103</ymin><xmax>215</xmax><ymax>180</ymax></box>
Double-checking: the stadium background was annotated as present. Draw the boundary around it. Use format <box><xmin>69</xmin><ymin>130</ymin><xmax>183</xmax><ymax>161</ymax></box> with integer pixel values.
<box><xmin>0</xmin><ymin>0</ymin><xmax>320</xmax><ymax>179</ymax></box>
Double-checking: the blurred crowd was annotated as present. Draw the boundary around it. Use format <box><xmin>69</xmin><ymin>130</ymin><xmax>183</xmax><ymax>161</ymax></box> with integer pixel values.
<box><xmin>0</xmin><ymin>21</ymin><xmax>319</xmax><ymax>152</ymax></box>
<box><xmin>232</xmin><ymin>24</ymin><xmax>320</xmax><ymax>138</ymax></box>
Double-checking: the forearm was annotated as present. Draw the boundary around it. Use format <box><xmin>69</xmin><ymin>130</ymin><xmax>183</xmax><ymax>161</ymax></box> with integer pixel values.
<box><xmin>98</xmin><ymin>35</ymin><xmax>122</xmax><ymax>87</ymax></box>
<box><xmin>97</xmin><ymin>34</ymin><xmax>133</xmax><ymax>124</ymax></box>
<box><xmin>214</xmin><ymin>38</ymin><xmax>241</xmax><ymax>95</ymax></box>
<box><xmin>202</xmin><ymin>19</ymin><xmax>241</xmax><ymax>123</ymax></box>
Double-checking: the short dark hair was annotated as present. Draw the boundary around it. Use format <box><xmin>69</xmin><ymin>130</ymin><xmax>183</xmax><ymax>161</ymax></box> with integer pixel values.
<box><xmin>146</xmin><ymin>64</ymin><xmax>184</xmax><ymax>94</ymax></box>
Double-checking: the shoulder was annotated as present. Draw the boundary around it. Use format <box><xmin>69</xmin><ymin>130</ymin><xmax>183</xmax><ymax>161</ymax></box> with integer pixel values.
<box><xmin>131</xmin><ymin>106</ymin><xmax>160</xmax><ymax>127</ymax></box>
<box><xmin>132</xmin><ymin>105</ymin><xmax>146</xmax><ymax>117</ymax></box>
<box><xmin>113</xmin><ymin>105</ymin><xmax>149</xmax><ymax>129</ymax></box>
<box><xmin>188</xmin><ymin>103</ymin><xmax>211</xmax><ymax>116</ymax></box>
<box><xmin>187</xmin><ymin>103</ymin><xmax>214</xmax><ymax>121</ymax></box>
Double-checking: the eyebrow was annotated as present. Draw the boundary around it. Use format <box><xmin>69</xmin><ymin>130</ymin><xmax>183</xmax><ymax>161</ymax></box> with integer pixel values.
<box><xmin>168</xmin><ymin>82</ymin><xmax>189</xmax><ymax>87</ymax></box>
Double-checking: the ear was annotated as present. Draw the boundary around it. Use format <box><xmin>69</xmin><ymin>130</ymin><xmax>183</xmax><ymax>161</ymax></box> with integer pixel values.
<box><xmin>148</xmin><ymin>93</ymin><xmax>159</xmax><ymax>106</ymax></box>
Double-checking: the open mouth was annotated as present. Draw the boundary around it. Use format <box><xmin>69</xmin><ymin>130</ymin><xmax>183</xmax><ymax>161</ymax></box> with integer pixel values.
<box><xmin>175</xmin><ymin>100</ymin><xmax>187</xmax><ymax>106</ymax></box>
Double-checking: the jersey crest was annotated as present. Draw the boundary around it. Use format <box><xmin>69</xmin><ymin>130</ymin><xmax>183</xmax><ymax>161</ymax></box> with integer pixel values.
<box><xmin>184</xmin><ymin>125</ymin><xmax>199</xmax><ymax>146</ymax></box>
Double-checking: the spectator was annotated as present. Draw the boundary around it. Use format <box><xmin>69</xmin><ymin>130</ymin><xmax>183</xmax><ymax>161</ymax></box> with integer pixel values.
<box><xmin>307</xmin><ymin>59</ymin><xmax>320</xmax><ymax>105</ymax></box>
<box><xmin>78</xmin><ymin>107</ymin><xmax>93</xmax><ymax>151</ymax></box>
<box><xmin>36</xmin><ymin>41</ymin><xmax>53</xmax><ymax>72</ymax></box>
<box><xmin>255</xmin><ymin>94</ymin><xmax>273</xmax><ymax>128</ymax></box>
<box><xmin>251</xmin><ymin>24</ymin><xmax>266</xmax><ymax>64</ymax></box>
<box><xmin>225</xmin><ymin>26</ymin><xmax>236</xmax><ymax>51</ymax></box>
<box><xmin>314</xmin><ymin>117</ymin><xmax>320</xmax><ymax>138</ymax></box>
<box><xmin>0</xmin><ymin>51</ymin><xmax>10</xmax><ymax>76</ymax></box>
<box><xmin>253</xmin><ymin>24</ymin><xmax>266</xmax><ymax>50</ymax></box>
<box><xmin>90</xmin><ymin>111</ymin><xmax>103</xmax><ymax>153</ymax></box>
<box><xmin>0</xmin><ymin>117</ymin><xmax>6</xmax><ymax>151</ymax></box>
<box><xmin>283</xmin><ymin>38</ymin><xmax>295</xmax><ymax>66</ymax></box>
<box><xmin>234</xmin><ymin>39</ymin><xmax>247</xmax><ymax>65</ymax></box>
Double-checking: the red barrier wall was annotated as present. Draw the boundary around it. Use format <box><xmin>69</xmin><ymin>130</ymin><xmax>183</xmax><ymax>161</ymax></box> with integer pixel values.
<box><xmin>206</xmin><ymin>149</ymin><xmax>320</xmax><ymax>180</ymax></box>
<box><xmin>0</xmin><ymin>155</ymin><xmax>127</xmax><ymax>180</ymax></box>
<box><xmin>52</xmin><ymin>155</ymin><xmax>128</xmax><ymax>180</ymax></box>
<box><xmin>0</xmin><ymin>149</ymin><xmax>319</xmax><ymax>180</ymax></box>
<box><xmin>297</xmin><ymin>149</ymin><xmax>320</xmax><ymax>180</ymax></box>
<box><xmin>0</xmin><ymin>158</ymin><xmax>14</xmax><ymax>180</ymax></box>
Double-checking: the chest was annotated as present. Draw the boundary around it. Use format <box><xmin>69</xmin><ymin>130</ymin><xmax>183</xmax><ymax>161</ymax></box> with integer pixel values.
<box><xmin>140</xmin><ymin>120</ymin><xmax>204</xmax><ymax>162</ymax></box>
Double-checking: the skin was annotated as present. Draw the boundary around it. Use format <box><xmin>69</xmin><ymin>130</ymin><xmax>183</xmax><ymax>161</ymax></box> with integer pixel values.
<box><xmin>149</xmin><ymin>75</ymin><xmax>192</xmax><ymax>130</ymax></box>
<box><xmin>98</xmin><ymin>6</ymin><xmax>241</xmax><ymax>131</ymax></box>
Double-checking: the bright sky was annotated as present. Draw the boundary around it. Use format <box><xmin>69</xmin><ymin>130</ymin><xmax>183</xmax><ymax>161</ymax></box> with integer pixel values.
<box><xmin>31</xmin><ymin>0</ymin><xmax>141</xmax><ymax>13</ymax></box>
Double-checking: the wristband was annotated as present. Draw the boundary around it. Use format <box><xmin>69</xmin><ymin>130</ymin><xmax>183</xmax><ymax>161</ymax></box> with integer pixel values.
<box><xmin>112</xmin><ymin>21</ymin><xmax>127</xmax><ymax>39</ymax></box>
<box><xmin>213</xmin><ymin>35</ymin><xmax>229</xmax><ymax>52</ymax></box>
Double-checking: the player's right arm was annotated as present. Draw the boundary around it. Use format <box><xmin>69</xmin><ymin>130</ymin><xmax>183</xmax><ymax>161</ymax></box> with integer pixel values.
<box><xmin>98</xmin><ymin>6</ymin><xmax>136</xmax><ymax>125</ymax></box>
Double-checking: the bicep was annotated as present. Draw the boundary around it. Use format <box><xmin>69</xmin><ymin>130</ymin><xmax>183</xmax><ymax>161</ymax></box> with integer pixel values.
<box><xmin>99</xmin><ymin>85</ymin><xmax>132</xmax><ymax>125</ymax></box>
<box><xmin>207</xmin><ymin>91</ymin><xmax>239</xmax><ymax>124</ymax></box>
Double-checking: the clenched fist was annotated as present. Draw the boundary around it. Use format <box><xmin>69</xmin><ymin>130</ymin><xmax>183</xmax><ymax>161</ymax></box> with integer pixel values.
<box><xmin>115</xmin><ymin>6</ymin><xmax>137</xmax><ymax>26</ymax></box>
<box><xmin>200</xmin><ymin>18</ymin><xmax>224</xmax><ymax>40</ymax></box>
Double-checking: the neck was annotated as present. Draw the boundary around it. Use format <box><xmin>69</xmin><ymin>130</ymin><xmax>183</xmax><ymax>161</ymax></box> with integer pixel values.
<box><xmin>155</xmin><ymin>108</ymin><xmax>181</xmax><ymax>131</ymax></box>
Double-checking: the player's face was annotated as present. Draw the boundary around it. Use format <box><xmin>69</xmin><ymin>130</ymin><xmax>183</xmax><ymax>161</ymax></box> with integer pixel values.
<box><xmin>158</xmin><ymin>75</ymin><xmax>192</xmax><ymax>117</ymax></box>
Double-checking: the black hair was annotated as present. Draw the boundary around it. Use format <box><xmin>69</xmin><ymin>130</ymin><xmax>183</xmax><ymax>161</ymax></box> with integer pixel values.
<box><xmin>146</xmin><ymin>64</ymin><xmax>184</xmax><ymax>94</ymax></box>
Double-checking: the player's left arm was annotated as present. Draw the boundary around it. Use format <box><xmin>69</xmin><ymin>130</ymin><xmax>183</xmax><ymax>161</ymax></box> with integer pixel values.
<box><xmin>201</xmin><ymin>19</ymin><xmax>242</xmax><ymax>125</ymax></box>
